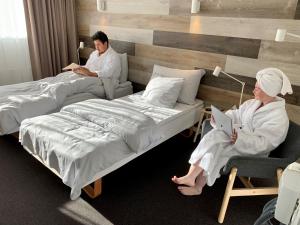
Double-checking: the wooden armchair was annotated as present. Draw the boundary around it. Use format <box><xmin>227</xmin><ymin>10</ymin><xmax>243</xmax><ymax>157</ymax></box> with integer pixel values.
<box><xmin>201</xmin><ymin>119</ymin><xmax>300</xmax><ymax>223</ymax></box>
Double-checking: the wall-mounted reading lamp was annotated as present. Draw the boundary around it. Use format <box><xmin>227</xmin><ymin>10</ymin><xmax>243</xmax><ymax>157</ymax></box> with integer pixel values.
<box><xmin>97</xmin><ymin>0</ymin><xmax>106</xmax><ymax>11</ymax></box>
<box><xmin>191</xmin><ymin>0</ymin><xmax>200</xmax><ymax>13</ymax></box>
<box><xmin>77</xmin><ymin>41</ymin><xmax>84</xmax><ymax>65</ymax></box>
<box><xmin>275</xmin><ymin>29</ymin><xmax>300</xmax><ymax>42</ymax></box>
<box><xmin>213</xmin><ymin>66</ymin><xmax>246</xmax><ymax>107</ymax></box>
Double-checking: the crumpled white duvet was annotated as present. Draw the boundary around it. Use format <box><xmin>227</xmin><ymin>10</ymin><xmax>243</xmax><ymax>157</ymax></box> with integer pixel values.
<box><xmin>20</xmin><ymin>99</ymin><xmax>158</xmax><ymax>200</ymax></box>
<box><xmin>0</xmin><ymin>71</ymin><xmax>104</xmax><ymax>135</ymax></box>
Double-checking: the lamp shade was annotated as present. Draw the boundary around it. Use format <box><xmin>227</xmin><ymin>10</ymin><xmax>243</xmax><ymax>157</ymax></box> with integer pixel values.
<box><xmin>191</xmin><ymin>0</ymin><xmax>200</xmax><ymax>13</ymax></box>
<box><xmin>79</xmin><ymin>41</ymin><xmax>84</xmax><ymax>49</ymax></box>
<box><xmin>213</xmin><ymin>66</ymin><xmax>222</xmax><ymax>77</ymax></box>
<box><xmin>275</xmin><ymin>29</ymin><xmax>287</xmax><ymax>42</ymax></box>
<box><xmin>97</xmin><ymin>0</ymin><xmax>106</xmax><ymax>11</ymax></box>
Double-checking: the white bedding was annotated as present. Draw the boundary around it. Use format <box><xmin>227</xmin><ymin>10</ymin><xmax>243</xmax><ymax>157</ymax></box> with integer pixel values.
<box><xmin>0</xmin><ymin>72</ymin><xmax>132</xmax><ymax>135</ymax></box>
<box><xmin>19</xmin><ymin>93</ymin><xmax>203</xmax><ymax>200</ymax></box>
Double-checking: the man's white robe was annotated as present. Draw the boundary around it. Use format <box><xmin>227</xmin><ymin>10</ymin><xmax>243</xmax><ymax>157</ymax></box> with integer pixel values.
<box><xmin>189</xmin><ymin>97</ymin><xmax>289</xmax><ymax>186</ymax></box>
<box><xmin>85</xmin><ymin>45</ymin><xmax>121</xmax><ymax>99</ymax></box>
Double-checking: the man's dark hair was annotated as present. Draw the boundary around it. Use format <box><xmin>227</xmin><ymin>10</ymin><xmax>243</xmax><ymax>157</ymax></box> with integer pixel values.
<box><xmin>92</xmin><ymin>31</ymin><xmax>109</xmax><ymax>44</ymax></box>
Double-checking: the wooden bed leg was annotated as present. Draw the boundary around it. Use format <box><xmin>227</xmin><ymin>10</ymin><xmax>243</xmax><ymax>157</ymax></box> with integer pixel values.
<box><xmin>218</xmin><ymin>167</ymin><xmax>237</xmax><ymax>224</ymax></box>
<box><xmin>83</xmin><ymin>179</ymin><xmax>102</xmax><ymax>199</ymax></box>
<box><xmin>11</xmin><ymin>132</ymin><xmax>19</xmax><ymax>140</ymax></box>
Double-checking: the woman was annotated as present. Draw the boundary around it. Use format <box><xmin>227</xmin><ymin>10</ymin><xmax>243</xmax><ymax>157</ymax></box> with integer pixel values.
<box><xmin>172</xmin><ymin>68</ymin><xmax>293</xmax><ymax>196</ymax></box>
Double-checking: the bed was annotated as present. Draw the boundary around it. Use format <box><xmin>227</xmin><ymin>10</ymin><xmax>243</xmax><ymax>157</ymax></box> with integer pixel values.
<box><xmin>19</xmin><ymin>92</ymin><xmax>204</xmax><ymax>200</ymax></box>
<box><xmin>0</xmin><ymin>72</ymin><xmax>133</xmax><ymax>135</ymax></box>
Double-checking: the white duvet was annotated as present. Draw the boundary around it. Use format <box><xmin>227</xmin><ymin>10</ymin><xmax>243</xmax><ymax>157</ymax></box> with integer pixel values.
<box><xmin>0</xmin><ymin>71</ymin><xmax>105</xmax><ymax>135</ymax></box>
<box><xmin>20</xmin><ymin>99</ymin><xmax>159</xmax><ymax>199</ymax></box>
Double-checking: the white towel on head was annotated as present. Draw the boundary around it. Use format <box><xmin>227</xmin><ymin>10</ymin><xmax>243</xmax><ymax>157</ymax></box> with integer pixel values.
<box><xmin>256</xmin><ymin>68</ymin><xmax>293</xmax><ymax>97</ymax></box>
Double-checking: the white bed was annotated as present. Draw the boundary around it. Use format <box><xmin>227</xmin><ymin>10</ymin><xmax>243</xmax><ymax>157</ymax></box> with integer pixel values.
<box><xmin>19</xmin><ymin>92</ymin><xmax>203</xmax><ymax>200</ymax></box>
<box><xmin>0</xmin><ymin>72</ymin><xmax>133</xmax><ymax>135</ymax></box>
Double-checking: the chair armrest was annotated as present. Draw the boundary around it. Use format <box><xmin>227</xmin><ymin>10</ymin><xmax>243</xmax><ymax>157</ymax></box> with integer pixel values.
<box><xmin>221</xmin><ymin>156</ymin><xmax>292</xmax><ymax>179</ymax></box>
<box><xmin>201</xmin><ymin>119</ymin><xmax>213</xmax><ymax>139</ymax></box>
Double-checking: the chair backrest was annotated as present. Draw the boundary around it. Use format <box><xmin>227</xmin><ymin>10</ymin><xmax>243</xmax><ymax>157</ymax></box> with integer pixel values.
<box><xmin>270</xmin><ymin>121</ymin><xmax>300</xmax><ymax>161</ymax></box>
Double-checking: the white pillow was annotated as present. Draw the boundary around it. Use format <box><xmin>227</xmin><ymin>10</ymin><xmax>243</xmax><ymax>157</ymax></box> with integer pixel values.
<box><xmin>151</xmin><ymin>64</ymin><xmax>206</xmax><ymax>105</ymax></box>
<box><xmin>119</xmin><ymin>53</ymin><xmax>128</xmax><ymax>83</ymax></box>
<box><xmin>142</xmin><ymin>77</ymin><xmax>184</xmax><ymax>108</ymax></box>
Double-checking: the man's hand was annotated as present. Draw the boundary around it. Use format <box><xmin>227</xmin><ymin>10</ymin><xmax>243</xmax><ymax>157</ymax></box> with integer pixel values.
<box><xmin>72</xmin><ymin>67</ymin><xmax>97</xmax><ymax>77</ymax></box>
<box><xmin>230</xmin><ymin>129</ymin><xmax>238</xmax><ymax>144</ymax></box>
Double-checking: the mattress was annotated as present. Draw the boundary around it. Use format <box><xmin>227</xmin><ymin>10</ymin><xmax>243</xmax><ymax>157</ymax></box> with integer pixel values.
<box><xmin>83</xmin><ymin>93</ymin><xmax>204</xmax><ymax>187</ymax></box>
<box><xmin>20</xmin><ymin>92</ymin><xmax>203</xmax><ymax>199</ymax></box>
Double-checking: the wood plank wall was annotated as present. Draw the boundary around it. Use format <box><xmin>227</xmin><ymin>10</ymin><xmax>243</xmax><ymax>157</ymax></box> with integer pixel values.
<box><xmin>76</xmin><ymin>0</ymin><xmax>300</xmax><ymax>124</ymax></box>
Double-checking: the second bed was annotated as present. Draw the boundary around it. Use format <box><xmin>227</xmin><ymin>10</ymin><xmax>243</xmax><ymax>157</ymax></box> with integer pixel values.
<box><xmin>19</xmin><ymin>92</ymin><xmax>204</xmax><ymax>199</ymax></box>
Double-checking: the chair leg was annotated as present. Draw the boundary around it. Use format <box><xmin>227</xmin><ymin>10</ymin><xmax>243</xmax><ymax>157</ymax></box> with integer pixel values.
<box><xmin>193</xmin><ymin>111</ymin><xmax>205</xmax><ymax>142</ymax></box>
<box><xmin>218</xmin><ymin>167</ymin><xmax>237</xmax><ymax>224</ymax></box>
<box><xmin>83</xmin><ymin>178</ymin><xmax>102</xmax><ymax>199</ymax></box>
<box><xmin>239</xmin><ymin>176</ymin><xmax>254</xmax><ymax>188</ymax></box>
<box><xmin>277</xmin><ymin>168</ymin><xmax>283</xmax><ymax>184</ymax></box>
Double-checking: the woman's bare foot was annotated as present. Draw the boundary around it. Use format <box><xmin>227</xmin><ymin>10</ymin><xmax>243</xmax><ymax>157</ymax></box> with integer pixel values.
<box><xmin>171</xmin><ymin>175</ymin><xmax>195</xmax><ymax>187</ymax></box>
<box><xmin>177</xmin><ymin>186</ymin><xmax>202</xmax><ymax>196</ymax></box>
<box><xmin>176</xmin><ymin>174</ymin><xmax>207</xmax><ymax>196</ymax></box>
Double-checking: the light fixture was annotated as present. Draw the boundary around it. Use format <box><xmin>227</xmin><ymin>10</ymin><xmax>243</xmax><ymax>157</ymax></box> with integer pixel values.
<box><xmin>213</xmin><ymin>66</ymin><xmax>246</xmax><ymax>107</ymax></box>
<box><xmin>77</xmin><ymin>41</ymin><xmax>84</xmax><ymax>65</ymax></box>
<box><xmin>191</xmin><ymin>0</ymin><xmax>200</xmax><ymax>14</ymax></box>
<box><xmin>275</xmin><ymin>28</ymin><xmax>300</xmax><ymax>42</ymax></box>
<box><xmin>97</xmin><ymin>0</ymin><xmax>106</xmax><ymax>11</ymax></box>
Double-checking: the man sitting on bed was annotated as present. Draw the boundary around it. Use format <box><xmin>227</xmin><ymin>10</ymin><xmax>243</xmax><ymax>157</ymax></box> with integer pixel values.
<box><xmin>73</xmin><ymin>31</ymin><xmax>121</xmax><ymax>87</ymax></box>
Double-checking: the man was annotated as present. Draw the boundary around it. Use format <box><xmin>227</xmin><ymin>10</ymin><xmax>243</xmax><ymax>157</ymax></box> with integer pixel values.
<box><xmin>73</xmin><ymin>31</ymin><xmax>121</xmax><ymax>87</ymax></box>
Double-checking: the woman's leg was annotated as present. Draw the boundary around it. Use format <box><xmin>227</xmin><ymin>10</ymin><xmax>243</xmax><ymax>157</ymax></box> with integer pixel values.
<box><xmin>177</xmin><ymin>171</ymin><xmax>207</xmax><ymax>196</ymax></box>
<box><xmin>171</xmin><ymin>162</ymin><xmax>203</xmax><ymax>187</ymax></box>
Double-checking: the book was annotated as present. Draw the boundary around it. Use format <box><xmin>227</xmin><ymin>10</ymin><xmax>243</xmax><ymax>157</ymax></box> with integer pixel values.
<box><xmin>62</xmin><ymin>63</ymin><xmax>80</xmax><ymax>70</ymax></box>
<box><xmin>211</xmin><ymin>105</ymin><xmax>233</xmax><ymax>136</ymax></box>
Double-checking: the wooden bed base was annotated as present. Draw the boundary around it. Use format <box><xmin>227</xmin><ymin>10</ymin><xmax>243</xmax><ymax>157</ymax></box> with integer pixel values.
<box><xmin>24</xmin><ymin>146</ymin><xmax>103</xmax><ymax>199</ymax></box>
<box><xmin>11</xmin><ymin>132</ymin><xmax>19</xmax><ymax>140</ymax></box>
<box><xmin>83</xmin><ymin>179</ymin><xmax>102</xmax><ymax>198</ymax></box>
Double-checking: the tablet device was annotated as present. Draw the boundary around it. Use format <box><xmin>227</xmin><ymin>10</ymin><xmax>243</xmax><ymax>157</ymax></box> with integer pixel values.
<box><xmin>211</xmin><ymin>105</ymin><xmax>233</xmax><ymax>136</ymax></box>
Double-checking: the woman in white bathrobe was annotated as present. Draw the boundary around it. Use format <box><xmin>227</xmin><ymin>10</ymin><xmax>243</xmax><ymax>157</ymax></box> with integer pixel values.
<box><xmin>172</xmin><ymin>68</ymin><xmax>293</xmax><ymax>196</ymax></box>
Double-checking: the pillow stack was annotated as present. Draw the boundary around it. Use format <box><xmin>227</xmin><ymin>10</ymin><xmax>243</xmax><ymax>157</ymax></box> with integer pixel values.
<box><xmin>142</xmin><ymin>64</ymin><xmax>205</xmax><ymax>108</ymax></box>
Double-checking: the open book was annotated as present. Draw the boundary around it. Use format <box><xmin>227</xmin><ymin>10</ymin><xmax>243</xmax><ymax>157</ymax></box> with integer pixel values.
<box><xmin>62</xmin><ymin>63</ymin><xmax>80</xmax><ymax>71</ymax></box>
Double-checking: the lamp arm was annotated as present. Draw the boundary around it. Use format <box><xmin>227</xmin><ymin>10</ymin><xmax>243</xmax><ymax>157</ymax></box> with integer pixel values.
<box><xmin>77</xmin><ymin>47</ymin><xmax>80</xmax><ymax>65</ymax></box>
<box><xmin>221</xmin><ymin>71</ymin><xmax>245</xmax><ymax>85</ymax></box>
<box><xmin>220</xmin><ymin>70</ymin><xmax>245</xmax><ymax>107</ymax></box>
<box><xmin>239</xmin><ymin>82</ymin><xmax>245</xmax><ymax>107</ymax></box>
<box><xmin>287</xmin><ymin>32</ymin><xmax>300</xmax><ymax>39</ymax></box>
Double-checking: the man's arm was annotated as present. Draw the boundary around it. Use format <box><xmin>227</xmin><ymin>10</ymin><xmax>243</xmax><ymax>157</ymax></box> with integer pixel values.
<box><xmin>73</xmin><ymin>67</ymin><xmax>98</xmax><ymax>77</ymax></box>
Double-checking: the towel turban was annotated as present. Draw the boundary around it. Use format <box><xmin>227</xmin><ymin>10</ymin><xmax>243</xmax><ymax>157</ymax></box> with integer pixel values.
<box><xmin>256</xmin><ymin>68</ymin><xmax>293</xmax><ymax>97</ymax></box>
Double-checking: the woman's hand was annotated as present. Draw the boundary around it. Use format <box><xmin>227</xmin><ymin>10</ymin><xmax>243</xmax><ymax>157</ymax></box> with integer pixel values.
<box><xmin>230</xmin><ymin>129</ymin><xmax>238</xmax><ymax>144</ymax></box>
<box><xmin>210</xmin><ymin>115</ymin><xmax>215</xmax><ymax>124</ymax></box>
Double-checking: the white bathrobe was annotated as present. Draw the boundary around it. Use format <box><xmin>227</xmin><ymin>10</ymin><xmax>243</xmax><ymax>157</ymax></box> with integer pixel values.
<box><xmin>85</xmin><ymin>45</ymin><xmax>121</xmax><ymax>86</ymax></box>
<box><xmin>189</xmin><ymin>97</ymin><xmax>289</xmax><ymax>186</ymax></box>
<box><xmin>85</xmin><ymin>46</ymin><xmax>121</xmax><ymax>99</ymax></box>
